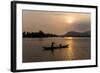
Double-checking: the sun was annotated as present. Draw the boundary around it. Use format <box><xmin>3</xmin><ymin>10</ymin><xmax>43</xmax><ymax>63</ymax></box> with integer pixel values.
<box><xmin>66</xmin><ymin>16</ymin><xmax>74</xmax><ymax>24</ymax></box>
<box><xmin>67</xmin><ymin>19</ymin><xmax>73</xmax><ymax>24</ymax></box>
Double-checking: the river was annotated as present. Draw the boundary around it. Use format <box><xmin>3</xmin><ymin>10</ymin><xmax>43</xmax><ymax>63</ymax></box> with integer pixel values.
<box><xmin>23</xmin><ymin>37</ymin><xmax>90</xmax><ymax>63</ymax></box>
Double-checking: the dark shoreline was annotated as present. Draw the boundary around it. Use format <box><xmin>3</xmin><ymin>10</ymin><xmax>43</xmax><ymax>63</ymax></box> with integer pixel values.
<box><xmin>23</xmin><ymin>31</ymin><xmax>90</xmax><ymax>38</ymax></box>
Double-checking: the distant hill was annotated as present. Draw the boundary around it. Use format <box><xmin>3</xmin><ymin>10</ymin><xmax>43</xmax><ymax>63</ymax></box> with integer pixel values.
<box><xmin>64</xmin><ymin>31</ymin><xmax>90</xmax><ymax>37</ymax></box>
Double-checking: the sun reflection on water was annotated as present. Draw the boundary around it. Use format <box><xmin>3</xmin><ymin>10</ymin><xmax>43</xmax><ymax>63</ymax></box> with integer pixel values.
<box><xmin>65</xmin><ymin>37</ymin><xmax>75</xmax><ymax>60</ymax></box>
<box><xmin>66</xmin><ymin>37</ymin><xmax>73</xmax><ymax>40</ymax></box>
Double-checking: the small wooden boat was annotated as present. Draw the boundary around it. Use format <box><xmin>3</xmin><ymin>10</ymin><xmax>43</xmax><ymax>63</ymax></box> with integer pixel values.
<box><xmin>43</xmin><ymin>44</ymin><xmax>69</xmax><ymax>50</ymax></box>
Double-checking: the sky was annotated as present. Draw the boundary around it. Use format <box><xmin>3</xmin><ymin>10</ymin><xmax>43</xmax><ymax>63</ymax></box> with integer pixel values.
<box><xmin>22</xmin><ymin>10</ymin><xmax>91</xmax><ymax>35</ymax></box>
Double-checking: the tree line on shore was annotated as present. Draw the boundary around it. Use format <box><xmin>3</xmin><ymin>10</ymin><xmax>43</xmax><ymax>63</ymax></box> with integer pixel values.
<box><xmin>23</xmin><ymin>30</ymin><xmax>90</xmax><ymax>38</ymax></box>
<box><xmin>23</xmin><ymin>30</ymin><xmax>58</xmax><ymax>38</ymax></box>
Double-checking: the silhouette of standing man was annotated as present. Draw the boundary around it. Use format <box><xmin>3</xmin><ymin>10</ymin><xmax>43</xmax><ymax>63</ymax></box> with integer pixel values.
<box><xmin>51</xmin><ymin>42</ymin><xmax>55</xmax><ymax>55</ymax></box>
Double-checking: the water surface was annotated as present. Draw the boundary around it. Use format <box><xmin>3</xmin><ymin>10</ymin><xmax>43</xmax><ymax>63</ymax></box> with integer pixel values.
<box><xmin>23</xmin><ymin>37</ymin><xmax>90</xmax><ymax>63</ymax></box>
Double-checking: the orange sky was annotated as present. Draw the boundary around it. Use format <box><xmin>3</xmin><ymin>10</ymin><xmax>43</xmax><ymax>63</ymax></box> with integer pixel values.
<box><xmin>22</xmin><ymin>10</ymin><xmax>90</xmax><ymax>35</ymax></box>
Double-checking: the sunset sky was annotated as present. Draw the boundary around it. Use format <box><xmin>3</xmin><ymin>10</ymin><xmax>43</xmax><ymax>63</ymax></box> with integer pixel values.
<box><xmin>22</xmin><ymin>10</ymin><xmax>91</xmax><ymax>35</ymax></box>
